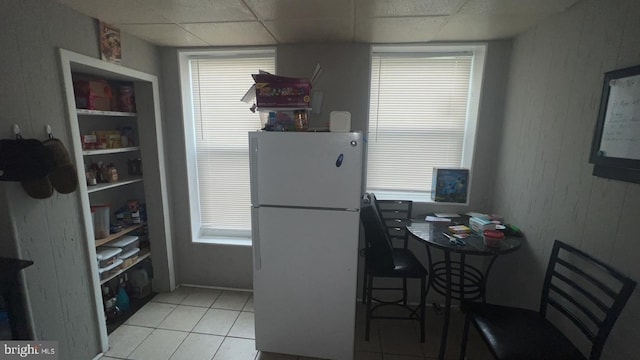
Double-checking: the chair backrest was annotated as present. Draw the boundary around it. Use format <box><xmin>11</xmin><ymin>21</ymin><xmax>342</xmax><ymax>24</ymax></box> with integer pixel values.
<box><xmin>377</xmin><ymin>199</ymin><xmax>413</xmax><ymax>248</ymax></box>
<box><xmin>540</xmin><ymin>240</ymin><xmax>637</xmax><ymax>360</ymax></box>
<box><xmin>360</xmin><ymin>193</ymin><xmax>395</xmax><ymax>271</ymax></box>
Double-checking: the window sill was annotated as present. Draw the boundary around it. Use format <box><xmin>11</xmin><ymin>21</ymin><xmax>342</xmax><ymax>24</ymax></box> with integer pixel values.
<box><xmin>193</xmin><ymin>236</ymin><xmax>252</xmax><ymax>247</ymax></box>
<box><xmin>369</xmin><ymin>190</ymin><xmax>469</xmax><ymax>206</ymax></box>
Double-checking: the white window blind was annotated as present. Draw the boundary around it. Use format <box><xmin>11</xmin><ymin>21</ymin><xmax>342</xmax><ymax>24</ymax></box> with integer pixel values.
<box><xmin>188</xmin><ymin>54</ymin><xmax>275</xmax><ymax>236</ymax></box>
<box><xmin>367</xmin><ymin>52</ymin><xmax>472</xmax><ymax>195</ymax></box>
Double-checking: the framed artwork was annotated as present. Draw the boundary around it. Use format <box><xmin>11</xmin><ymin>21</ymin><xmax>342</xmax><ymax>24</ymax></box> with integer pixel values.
<box><xmin>99</xmin><ymin>21</ymin><xmax>121</xmax><ymax>64</ymax></box>
<box><xmin>589</xmin><ymin>64</ymin><xmax>640</xmax><ymax>183</ymax></box>
<box><xmin>431</xmin><ymin>168</ymin><xmax>469</xmax><ymax>203</ymax></box>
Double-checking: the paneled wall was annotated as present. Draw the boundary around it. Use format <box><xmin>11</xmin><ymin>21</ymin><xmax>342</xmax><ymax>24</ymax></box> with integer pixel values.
<box><xmin>490</xmin><ymin>0</ymin><xmax>640</xmax><ymax>358</ymax></box>
<box><xmin>0</xmin><ymin>1</ymin><xmax>160</xmax><ymax>358</ymax></box>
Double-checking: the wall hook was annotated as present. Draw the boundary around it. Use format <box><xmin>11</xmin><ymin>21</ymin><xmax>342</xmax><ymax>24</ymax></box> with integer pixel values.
<box><xmin>12</xmin><ymin>124</ymin><xmax>22</xmax><ymax>139</ymax></box>
<box><xmin>46</xmin><ymin>125</ymin><xmax>53</xmax><ymax>139</ymax></box>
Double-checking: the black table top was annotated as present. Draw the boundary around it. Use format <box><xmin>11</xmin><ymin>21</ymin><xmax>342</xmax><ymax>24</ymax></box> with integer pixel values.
<box><xmin>407</xmin><ymin>220</ymin><xmax>523</xmax><ymax>256</ymax></box>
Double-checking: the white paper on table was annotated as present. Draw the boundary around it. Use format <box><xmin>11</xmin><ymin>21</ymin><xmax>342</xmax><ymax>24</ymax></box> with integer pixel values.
<box><xmin>434</xmin><ymin>213</ymin><xmax>460</xmax><ymax>218</ymax></box>
<box><xmin>425</xmin><ymin>216</ymin><xmax>451</xmax><ymax>222</ymax></box>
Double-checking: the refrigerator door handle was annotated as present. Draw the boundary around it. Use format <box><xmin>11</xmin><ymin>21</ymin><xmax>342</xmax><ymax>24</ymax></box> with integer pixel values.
<box><xmin>249</xmin><ymin>134</ymin><xmax>259</xmax><ymax>206</ymax></box>
<box><xmin>251</xmin><ymin>207</ymin><xmax>261</xmax><ymax>270</ymax></box>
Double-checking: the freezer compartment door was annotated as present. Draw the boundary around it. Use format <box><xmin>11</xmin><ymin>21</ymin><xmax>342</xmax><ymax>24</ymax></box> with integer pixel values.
<box><xmin>251</xmin><ymin>132</ymin><xmax>363</xmax><ymax>209</ymax></box>
<box><xmin>253</xmin><ymin>207</ymin><xmax>359</xmax><ymax>360</ymax></box>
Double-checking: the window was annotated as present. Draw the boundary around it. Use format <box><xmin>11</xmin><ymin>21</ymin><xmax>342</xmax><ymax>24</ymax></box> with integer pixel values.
<box><xmin>366</xmin><ymin>45</ymin><xmax>486</xmax><ymax>202</ymax></box>
<box><xmin>178</xmin><ymin>48</ymin><xmax>276</xmax><ymax>244</ymax></box>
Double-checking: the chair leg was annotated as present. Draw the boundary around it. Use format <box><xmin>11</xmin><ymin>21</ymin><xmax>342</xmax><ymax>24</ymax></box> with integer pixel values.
<box><xmin>403</xmin><ymin>277</ymin><xmax>408</xmax><ymax>305</ymax></box>
<box><xmin>362</xmin><ymin>269</ymin><xmax>367</xmax><ymax>304</ymax></box>
<box><xmin>365</xmin><ymin>274</ymin><xmax>374</xmax><ymax>341</ymax></box>
<box><xmin>459</xmin><ymin>310</ymin><xmax>472</xmax><ymax>360</ymax></box>
<box><xmin>420</xmin><ymin>276</ymin><xmax>426</xmax><ymax>342</ymax></box>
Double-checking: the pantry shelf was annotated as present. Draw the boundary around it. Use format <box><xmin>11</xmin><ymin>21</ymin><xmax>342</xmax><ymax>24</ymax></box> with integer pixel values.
<box><xmin>95</xmin><ymin>224</ymin><xmax>143</xmax><ymax>248</ymax></box>
<box><xmin>76</xmin><ymin>109</ymin><xmax>136</xmax><ymax>117</ymax></box>
<box><xmin>87</xmin><ymin>177</ymin><xmax>143</xmax><ymax>193</ymax></box>
<box><xmin>83</xmin><ymin>146</ymin><xmax>140</xmax><ymax>156</ymax></box>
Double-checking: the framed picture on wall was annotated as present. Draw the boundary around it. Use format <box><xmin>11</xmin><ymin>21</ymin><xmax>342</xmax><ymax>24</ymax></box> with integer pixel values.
<box><xmin>589</xmin><ymin>64</ymin><xmax>640</xmax><ymax>183</ymax></box>
<box><xmin>431</xmin><ymin>168</ymin><xmax>469</xmax><ymax>203</ymax></box>
<box><xmin>99</xmin><ymin>20</ymin><xmax>121</xmax><ymax>64</ymax></box>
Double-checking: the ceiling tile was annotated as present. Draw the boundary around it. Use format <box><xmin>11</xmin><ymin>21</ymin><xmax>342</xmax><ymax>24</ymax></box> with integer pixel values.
<box><xmin>436</xmin><ymin>14</ymin><xmax>547</xmax><ymax>41</ymax></box>
<box><xmin>355</xmin><ymin>0</ymin><xmax>466</xmax><ymax>17</ymax></box>
<box><xmin>355</xmin><ymin>16</ymin><xmax>448</xmax><ymax>43</ymax></box>
<box><xmin>263</xmin><ymin>18</ymin><xmax>354</xmax><ymax>43</ymax></box>
<box><xmin>55</xmin><ymin>0</ymin><xmax>169</xmax><ymax>24</ymax></box>
<box><xmin>243</xmin><ymin>0</ymin><xmax>353</xmax><ymax>21</ymax></box>
<box><xmin>150</xmin><ymin>0</ymin><xmax>256</xmax><ymax>23</ymax></box>
<box><xmin>182</xmin><ymin>22</ymin><xmax>276</xmax><ymax>46</ymax></box>
<box><xmin>459</xmin><ymin>0</ymin><xmax>582</xmax><ymax>15</ymax></box>
<box><xmin>117</xmin><ymin>24</ymin><xmax>208</xmax><ymax>46</ymax></box>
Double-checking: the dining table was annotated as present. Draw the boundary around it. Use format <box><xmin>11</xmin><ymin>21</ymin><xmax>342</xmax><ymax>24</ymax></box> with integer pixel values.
<box><xmin>406</xmin><ymin>218</ymin><xmax>523</xmax><ymax>360</ymax></box>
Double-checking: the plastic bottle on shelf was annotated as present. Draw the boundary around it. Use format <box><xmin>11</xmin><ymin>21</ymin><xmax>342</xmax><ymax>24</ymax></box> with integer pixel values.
<box><xmin>115</xmin><ymin>284</ymin><xmax>130</xmax><ymax>312</ymax></box>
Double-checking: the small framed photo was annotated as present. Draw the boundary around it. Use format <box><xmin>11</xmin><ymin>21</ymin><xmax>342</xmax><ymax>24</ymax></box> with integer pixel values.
<box><xmin>431</xmin><ymin>168</ymin><xmax>469</xmax><ymax>203</ymax></box>
<box><xmin>99</xmin><ymin>21</ymin><xmax>121</xmax><ymax>64</ymax></box>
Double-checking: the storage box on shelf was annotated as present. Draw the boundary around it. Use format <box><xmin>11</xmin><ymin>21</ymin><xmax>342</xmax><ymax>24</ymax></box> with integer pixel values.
<box><xmin>96</xmin><ymin>247</ymin><xmax>122</xmax><ymax>268</ymax></box>
<box><xmin>102</xmin><ymin>235</ymin><xmax>139</xmax><ymax>253</ymax></box>
<box><xmin>253</xmin><ymin>73</ymin><xmax>311</xmax><ymax>108</ymax></box>
<box><xmin>73</xmin><ymin>79</ymin><xmax>136</xmax><ymax>113</ymax></box>
<box><xmin>74</xmin><ymin>80</ymin><xmax>113</xmax><ymax>111</ymax></box>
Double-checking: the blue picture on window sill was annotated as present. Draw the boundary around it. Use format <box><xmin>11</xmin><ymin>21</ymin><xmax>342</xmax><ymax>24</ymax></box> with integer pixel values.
<box><xmin>431</xmin><ymin>168</ymin><xmax>469</xmax><ymax>203</ymax></box>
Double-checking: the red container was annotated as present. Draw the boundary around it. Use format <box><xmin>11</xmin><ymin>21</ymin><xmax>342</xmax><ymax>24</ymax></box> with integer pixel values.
<box><xmin>482</xmin><ymin>229</ymin><xmax>505</xmax><ymax>247</ymax></box>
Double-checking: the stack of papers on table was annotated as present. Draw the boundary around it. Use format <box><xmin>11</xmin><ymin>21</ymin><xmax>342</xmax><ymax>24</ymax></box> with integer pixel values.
<box><xmin>425</xmin><ymin>213</ymin><xmax>461</xmax><ymax>222</ymax></box>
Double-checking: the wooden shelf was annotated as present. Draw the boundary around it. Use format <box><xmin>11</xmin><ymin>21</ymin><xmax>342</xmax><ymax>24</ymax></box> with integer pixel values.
<box><xmin>76</xmin><ymin>109</ymin><xmax>136</xmax><ymax>117</ymax></box>
<box><xmin>95</xmin><ymin>224</ymin><xmax>143</xmax><ymax>248</ymax></box>
<box><xmin>100</xmin><ymin>251</ymin><xmax>150</xmax><ymax>285</ymax></box>
<box><xmin>87</xmin><ymin>177</ymin><xmax>143</xmax><ymax>193</ymax></box>
<box><xmin>83</xmin><ymin>146</ymin><xmax>140</xmax><ymax>156</ymax></box>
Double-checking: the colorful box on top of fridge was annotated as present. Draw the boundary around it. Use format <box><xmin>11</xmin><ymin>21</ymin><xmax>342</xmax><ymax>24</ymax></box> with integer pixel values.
<box><xmin>252</xmin><ymin>73</ymin><xmax>311</xmax><ymax>108</ymax></box>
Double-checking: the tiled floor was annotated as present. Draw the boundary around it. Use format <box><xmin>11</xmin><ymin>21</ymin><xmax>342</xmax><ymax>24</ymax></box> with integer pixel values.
<box><xmin>101</xmin><ymin>286</ymin><xmax>492</xmax><ymax>360</ymax></box>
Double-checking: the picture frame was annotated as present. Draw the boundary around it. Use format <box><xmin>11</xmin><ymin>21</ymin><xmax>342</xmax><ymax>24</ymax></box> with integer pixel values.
<box><xmin>99</xmin><ymin>21</ymin><xmax>121</xmax><ymax>64</ymax></box>
<box><xmin>589</xmin><ymin>64</ymin><xmax>640</xmax><ymax>184</ymax></box>
<box><xmin>431</xmin><ymin>168</ymin><xmax>469</xmax><ymax>203</ymax></box>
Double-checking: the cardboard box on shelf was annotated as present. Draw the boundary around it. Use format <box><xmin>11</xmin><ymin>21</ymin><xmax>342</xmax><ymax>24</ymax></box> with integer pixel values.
<box><xmin>73</xmin><ymin>80</ymin><xmax>114</xmax><ymax>110</ymax></box>
<box><xmin>252</xmin><ymin>73</ymin><xmax>311</xmax><ymax>108</ymax></box>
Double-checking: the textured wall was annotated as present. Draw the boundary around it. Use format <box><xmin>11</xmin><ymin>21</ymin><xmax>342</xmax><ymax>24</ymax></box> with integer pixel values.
<box><xmin>490</xmin><ymin>0</ymin><xmax>640</xmax><ymax>358</ymax></box>
<box><xmin>0</xmin><ymin>1</ymin><xmax>159</xmax><ymax>358</ymax></box>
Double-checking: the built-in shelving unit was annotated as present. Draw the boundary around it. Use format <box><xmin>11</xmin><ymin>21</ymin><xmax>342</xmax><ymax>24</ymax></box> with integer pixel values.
<box><xmin>59</xmin><ymin>49</ymin><xmax>174</xmax><ymax>356</ymax></box>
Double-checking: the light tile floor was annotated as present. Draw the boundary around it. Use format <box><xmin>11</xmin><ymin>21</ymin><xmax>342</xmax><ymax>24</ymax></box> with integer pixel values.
<box><xmin>101</xmin><ymin>286</ymin><xmax>492</xmax><ymax>360</ymax></box>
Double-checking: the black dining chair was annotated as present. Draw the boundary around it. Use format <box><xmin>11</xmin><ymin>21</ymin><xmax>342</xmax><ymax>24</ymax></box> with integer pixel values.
<box><xmin>360</xmin><ymin>193</ymin><xmax>427</xmax><ymax>342</ymax></box>
<box><xmin>459</xmin><ymin>239</ymin><xmax>636</xmax><ymax>360</ymax></box>
<box><xmin>361</xmin><ymin>198</ymin><xmax>413</xmax><ymax>305</ymax></box>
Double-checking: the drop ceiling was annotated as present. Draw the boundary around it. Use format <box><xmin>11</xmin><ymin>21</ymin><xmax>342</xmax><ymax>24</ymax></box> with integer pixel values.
<box><xmin>54</xmin><ymin>0</ymin><xmax>583</xmax><ymax>47</ymax></box>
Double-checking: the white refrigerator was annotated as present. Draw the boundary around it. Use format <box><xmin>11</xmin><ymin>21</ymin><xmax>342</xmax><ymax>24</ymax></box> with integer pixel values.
<box><xmin>249</xmin><ymin>131</ymin><xmax>363</xmax><ymax>360</ymax></box>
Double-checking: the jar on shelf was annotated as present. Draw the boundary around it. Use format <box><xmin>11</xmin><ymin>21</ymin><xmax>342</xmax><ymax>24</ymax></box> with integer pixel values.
<box><xmin>118</xmin><ymin>86</ymin><xmax>135</xmax><ymax>112</ymax></box>
<box><xmin>294</xmin><ymin>110</ymin><xmax>308</xmax><ymax>131</ymax></box>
